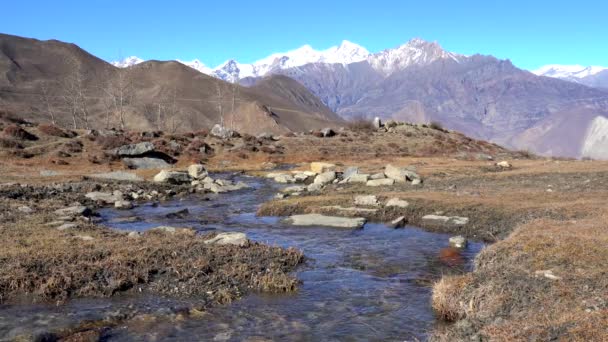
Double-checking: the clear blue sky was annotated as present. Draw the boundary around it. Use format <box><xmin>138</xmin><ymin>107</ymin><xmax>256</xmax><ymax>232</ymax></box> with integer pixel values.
<box><xmin>1</xmin><ymin>0</ymin><xmax>606</xmax><ymax>69</ymax></box>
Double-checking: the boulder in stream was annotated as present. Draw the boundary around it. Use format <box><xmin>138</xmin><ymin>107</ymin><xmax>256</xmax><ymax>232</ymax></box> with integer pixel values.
<box><xmin>284</xmin><ymin>214</ymin><xmax>366</xmax><ymax>228</ymax></box>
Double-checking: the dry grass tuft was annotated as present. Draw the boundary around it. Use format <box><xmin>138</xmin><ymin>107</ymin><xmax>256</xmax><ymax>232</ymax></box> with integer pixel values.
<box><xmin>2</xmin><ymin>124</ymin><xmax>38</xmax><ymax>141</ymax></box>
<box><xmin>38</xmin><ymin>124</ymin><xmax>77</xmax><ymax>138</ymax></box>
<box><xmin>432</xmin><ymin>274</ymin><xmax>472</xmax><ymax>321</ymax></box>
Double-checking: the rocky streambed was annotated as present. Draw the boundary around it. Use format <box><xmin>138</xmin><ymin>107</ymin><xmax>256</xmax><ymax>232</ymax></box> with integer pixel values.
<box><xmin>0</xmin><ymin>171</ymin><xmax>483</xmax><ymax>341</ymax></box>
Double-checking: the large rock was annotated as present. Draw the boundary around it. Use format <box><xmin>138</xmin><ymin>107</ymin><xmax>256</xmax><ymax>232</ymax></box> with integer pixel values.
<box><xmin>188</xmin><ymin>164</ymin><xmax>208</xmax><ymax>179</ymax></box>
<box><xmin>123</xmin><ymin>157</ymin><xmax>170</xmax><ymax>169</ymax></box>
<box><xmin>422</xmin><ymin>215</ymin><xmax>469</xmax><ymax>227</ymax></box>
<box><xmin>346</xmin><ymin>173</ymin><xmax>370</xmax><ymax>183</ymax></box>
<box><xmin>342</xmin><ymin>166</ymin><xmax>360</xmax><ymax>179</ymax></box>
<box><xmin>384</xmin><ymin>164</ymin><xmax>421</xmax><ymax>183</ymax></box>
<box><xmin>314</xmin><ymin>171</ymin><xmax>337</xmax><ymax>186</ymax></box>
<box><xmin>373</xmin><ymin>117</ymin><xmax>382</xmax><ymax>129</ymax></box>
<box><xmin>153</xmin><ymin>170</ymin><xmax>191</xmax><ymax>184</ymax></box>
<box><xmin>282</xmin><ymin>185</ymin><xmax>307</xmax><ymax>193</ymax></box>
<box><xmin>89</xmin><ymin>171</ymin><xmax>143</xmax><ymax>182</ymax></box>
<box><xmin>114</xmin><ymin>200</ymin><xmax>133</xmax><ymax>210</ymax></box>
<box><xmin>321</xmin><ymin>127</ymin><xmax>336</xmax><ymax>137</ymax></box>
<box><xmin>310</xmin><ymin>162</ymin><xmax>336</xmax><ymax>174</ymax></box>
<box><xmin>284</xmin><ymin>214</ymin><xmax>366</xmax><ymax>228</ymax></box>
<box><xmin>204</xmin><ymin>232</ymin><xmax>248</xmax><ymax>246</ymax></box>
<box><xmin>354</xmin><ymin>195</ymin><xmax>379</xmax><ymax>206</ymax></box>
<box><xmin>366</xmin><ymin>178</ymin><xmax>395</xmax><ymax>187</ymax></box>
<box><xmin>113</xmin><ymin>142</ymin><xmax>155</xmax><ymax>156</ymax></box>
<box><xmin>85</xmin><ymin>191</ymin><xmax>120</xmax><ymax>204</ymax></box>
<box><xmin>307</xmin><ymin>183</ymin><xmax>324</xmax><ymax>192</ymax></box>
<box><xmin>210</xmin><ymin>124</ymin><xmax>237</xmax><ymax>139</ymax></box>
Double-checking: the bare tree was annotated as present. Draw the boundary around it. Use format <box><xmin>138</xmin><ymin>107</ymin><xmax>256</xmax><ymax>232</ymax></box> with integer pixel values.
<box><xmin>103</xmin><ymin>66</ymin><xmax>134</xmax><ymax>130</ymax></box>
<box><xmin>230</xmin><ymin>71</ymin><xmax>239</xmax><ymax>130</ymax></box>
<box><xmin>215</xmin><ymin>79</ymin><xmax>224</xmax><ymax>127</ymax></box>
<box><xmin>61</xmin><ymin>58</ymin><xmax>91</xmax><ymax>129</ymax></box>
<box><xmin>39</xmin><ymin>81</ymin><xmax>56</xmax><ymax>124</ymax></box>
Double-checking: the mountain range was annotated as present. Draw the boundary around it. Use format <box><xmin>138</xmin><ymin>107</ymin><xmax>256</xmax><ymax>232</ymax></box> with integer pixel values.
<box><xmin>3</xmin><ymin>32</ymin><xmax>608</xmax><ymax>159</ymax></box>
<box><xmin>533</xmin><ymin>65</ymin><xmax>608</xmax><ymax>89</ymax></box>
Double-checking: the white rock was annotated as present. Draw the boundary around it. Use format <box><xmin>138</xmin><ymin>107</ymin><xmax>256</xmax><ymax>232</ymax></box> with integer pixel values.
<box><xmin>57</xmin><ymin>223</ymin><xmax>78</xmax><ymax>230</ymax></box>
<box><xmin>54</xmin><ymin>205</ymin><xmax>92</xmax><ymax>217</ymax></box>
<box><xmin>310</xmin><ymin>162</ymin><xmax>336</xmax><ymax>174</ymax></box>
<box><xmin>449</xmin><ymin>235</ymin><xmax>467</xmax><ymax>248</ymax></box>
<box><xmin>496</xmin><ymin>161</ymin><xmax>512</xmax><ymax>168</ymax></box>
<box><xmin>422</xmin><ymin>215</ymin><xmax>469</xmax><ymax>227</ymax></box>
<box><xmin>284</xmin><ymin>214</ymin><xmax>366</xmax><ymax>228</ymax></box>
<box><xmin>386</xmin><ymin>198</ymin><xmax>409</xmax><ymax>208</ymax></box>
<box><xmin>114</xmin><ymin>200</ymin><xmax>133</xmax><ymax>210</ymax></box>
<box><xmin>370</xmin><ymin>173</ymin><xmax>386</xmax><ymax>180</ymax></box>
<box><xmin>314</xmin><ymin>171</ymin><xmax>337</xmax><ymax>186</ymax></box>
<box><xmin>188</xmin><ymin>164</ymin><xmax>208</xmax><ymax>179</ymax></box>
<box><xmin>204</xmin><ymin>232</ymin><xmax>248</xmax><ymax>246</ymax></box>
<box><xmin>85</xmin><ymin>191</ymin><xmax>120</xmax><ymax>204</ymax></box>
<box><xmin>307</xmin><ymin>183</ymin><xmax>324</xmax><ymax>192</ymax></box>
<box><xmin>366</xmin><ymin>179</ymin><xmax>395</xmax><ymax>187</ymax></box>
<box><xmin>354</xmin><ymin>195</ymin><xmax>379</xmax><ymax>206</ymax></box>
<box><xmin>17</xmin><ymin>206</ymin><xmax>34</xmax><ymax>214</ymax></box>
<box><xmin>385</xmin><ymin>164</ymin><xmax>421</xmax><ymax>183</ymax></box>
<box><xmin>274</xmin><ymin>174</ymin><xmax>295</xmax><ymax>184</ymax></box>
<box><xmin>389</xmin><ymin>216</ymin><xmax>406</xmax><ymax>228</ymax></box>
<box><xmin>347</xmin><ymin>174</ymin><xmax>370</xmax><ymax>183</ymax></box>
<box><xmin>283</xmin><ymin>185</ymin><xmax>307</xmax><ymax>193</ymax></box>
<box><xmin>153</xmin><ymin>170</ymin><xmax>191</xmax><ymax>184</ymax></box>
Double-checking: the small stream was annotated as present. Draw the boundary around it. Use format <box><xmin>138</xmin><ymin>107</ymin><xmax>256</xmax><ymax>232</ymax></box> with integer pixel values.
<box><xmin>0</xmin><ymin>174</ymin><xmax>483</xmax><ymax>341</ymax></box>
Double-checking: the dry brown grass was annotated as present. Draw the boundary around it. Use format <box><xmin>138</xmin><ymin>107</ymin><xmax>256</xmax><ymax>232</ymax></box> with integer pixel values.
<box><xmin>432</xmin><ymin>274</ymin><xmax>473</xmax><ymax>321</ymax></box>
<box><xmin>38</xmin><ymin>124</ymin><xmax>76</xmax><ymax>138</ymax></box>
<box><xmin>0</xmin><ymin>213</ymin><xmax>303</xmax><ymax>304</ymax></box>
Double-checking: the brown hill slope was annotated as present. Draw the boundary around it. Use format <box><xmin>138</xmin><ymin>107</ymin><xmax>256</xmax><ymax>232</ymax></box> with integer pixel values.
<box><xmin>0</xmin><ymin>33</ymin><xmax>340</xmax><ymax>133</ymax></box>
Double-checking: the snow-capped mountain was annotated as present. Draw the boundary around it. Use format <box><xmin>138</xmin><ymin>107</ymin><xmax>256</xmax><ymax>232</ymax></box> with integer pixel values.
<box><xmin>533</xmin><ymin>64</ymin><xmax>607</xmax><ymax>80</ymax></box>
<box><xmin>368</xmin><ymin>38</ymin><xmax>464</xmax><ymax>75</ymax></box>
<box><xmin>177</xmin><ymin>59</ymin><xmax>212</xmax><ymax>74</ymax></box>
<box><xmin>111</xmin><ymin>56</ymin><xmax>144</xmax><ymax>68</ymax></box>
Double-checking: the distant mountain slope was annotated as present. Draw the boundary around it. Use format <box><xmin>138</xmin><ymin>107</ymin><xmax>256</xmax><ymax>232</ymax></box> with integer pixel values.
<box><xmin>0</xmin><ymin>33</ymin><xmax>340</xmax><ymax>134</ymax></box>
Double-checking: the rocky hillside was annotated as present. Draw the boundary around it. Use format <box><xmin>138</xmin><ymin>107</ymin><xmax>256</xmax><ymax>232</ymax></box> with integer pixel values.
<box><xmin>0</xmin><ymin>33</ymin><xmax>341</xmax><ymax>135</ymax></box>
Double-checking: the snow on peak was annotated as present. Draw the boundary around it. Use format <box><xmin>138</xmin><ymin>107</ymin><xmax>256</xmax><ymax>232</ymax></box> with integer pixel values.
<box><xmin>368</xmin><ymin>38</ymin><xmax>463</xmax><ymax>75</ymax></box>
<box><xmin>177</xmin><ymin>59</ymin><xmax>212</xmax><ymax>74</ymax></box>
<box><xmin>533</xmin><ymin>64</ymin><xmax>608</xmax><ymax>80</ymax></box>
<box><xmin>111</xmin><ymin>56</ymin><xmax>144</xmax><ymax>68</ymax></box>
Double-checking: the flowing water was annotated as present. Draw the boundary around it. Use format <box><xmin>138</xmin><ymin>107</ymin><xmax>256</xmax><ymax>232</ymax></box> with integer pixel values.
<box><xmin>0</xmin><ymin>174</ymin><xmax>483</xmax><ymax>341</ymax></box>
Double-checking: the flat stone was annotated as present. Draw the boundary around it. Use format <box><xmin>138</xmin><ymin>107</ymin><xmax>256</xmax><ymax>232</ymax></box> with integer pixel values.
<box><xmin>496</xmin><ymin>161</ymin><xmax>512</xmax><ymax>168</ymax></box>
<box><xmin>274</xmin><ymin>174</ymin><xmax>295</xmax><ymax>184</ymax></box>
<box><xmin>422</xmin><ymin>215</ymin><xmax>469</xmax><ymax>227</ymax></box>
<box><xmin>54</xmin><ymin>205</ymin><xmax>92</xmax><ymax>217</ymax></box>
<box><xmin>370</xmin><ymin>173</ymin><xmax>386</xmax><ymax>180</ymax></box>
<box><xmin>366</xmin><ymin>178</ymin><xmax>395</xmax><ymax>187</ymax></box>
<box><xmin>320</xmin><ymin>205</ymin><xmax>378</xmax><ymax>214</ymax></box>
<box><xmin>40</xmin><ymin>170</ymin><xmax>60</xmax><ymax>177</ymax></box>
<box><xmin>114</xmin><ymin>200</ymin><xmax>133</xmax><ymax>210</ymax></box>
<box><xmin>284</xmin><ymin>214</ymin><xmax>366</xmax><ymax>228</ymax></box>
<box><xmin>310</xmin><ymin>162</ymin><xmax>336</xmax><ymax>174</ymax></box>
<box><xmin>150</xmin><ymin>226</ymin><xmax>196</xmax><ymax>235</ymax></box>
<box><xmin>386</xmin><ymin>198</ymin><xmax>410</xmax><ymax>208</ymax></box>
<box><xmin>293</xmin><ymin>173</ymin><xmax>312</xmax><ymax>183</ymax></box>
<box><xmin>113</xmin><ymin>142</ymin><xmax>155</xmax><ymax>156</ymax></box>
<box><xmin>388</xmin><ymin>216</ymin><xmax>407</xmax><ymax>228</ymax></box>
<box><xmin>17</xmin><ymin>206</ymin><xmax>34</xmax><ymax>214</ymax></box>
<box><xmin>123</xmin><ymin>157</ymin><xmax>170</xmax><ymax>169</ymax></box>
<box><xmin>282</xmin><ymin>185</ymin><xmax>307</xmax><ymax>193</ymax></box>
<box><xmin>153</xmin><ymin>170</ymin><xmax>191</xmax><ymax>184</ymax></box>
<box><xmin>57</xmin><ymin>223</ymin><xmax>78</xmax><ymax>230</ymax></box>
<box><xmin>354</xmin><ymin>195</ymin><xmax>379</xmax><ymax>206</ymax></box>
<box><xmin>90</xmin><ymin>171</ymin><xmax>143</xmax><ymax>182</ymax></box>
<box><xmin>204</xmin><ymin>232</ymin><xmax>248</xmax><ymax>246</ymax></box>
<box><xmin>85</xmin><ymin>191</ymin><xmax>120</xmax><ymax>204</ymax></box>
<box><xmin>347</xmin><ymin>174</ymin><xmax>370</xmax><ymax>183</ymax></box>
<box><xmin>74</xmin><ymin>235</ymin><xmax>94</xmax><ymax>241</ymax></box>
